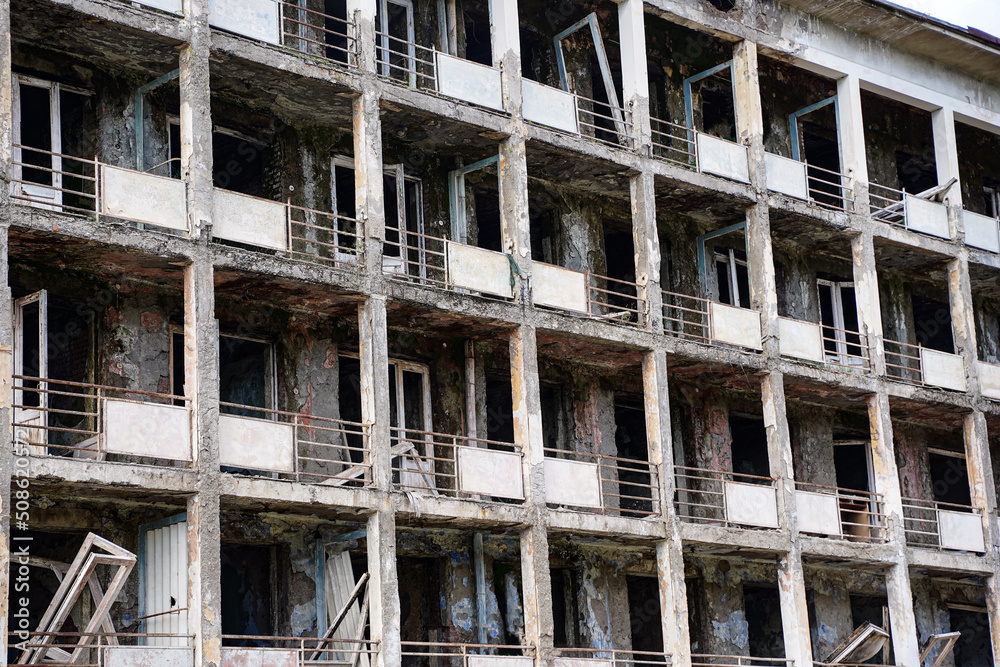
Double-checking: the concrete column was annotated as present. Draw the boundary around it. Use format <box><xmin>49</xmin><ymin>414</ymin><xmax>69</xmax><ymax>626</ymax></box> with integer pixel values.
<box><xmin>353</xmin><ymin>88</ymin><xmax>386</xmax><ymax>280</ymax></box>
<box><xmin>180</xmin><ymin>0</ymin><xmax>214</xmax><ymax>238</ymax></box>
<box><xmin>632</xmin><ymin>171</ymin><xmax>662</xmax><ymax>331</ymax></box>
<box><xmin>490</xmin><ymin>0</ymin><xmax>521</xmax><ymax>113</ymax></box>
<box><xmin>745</xmin><ymin>202</ymin><xmax>780</xmax><ymax>354</ymax></box>
<box><xmin>347</xmin><ymin>0</ymin><xmax>378</xmax><ymax>74</ymax></box>
<box><xmin>367</xmin><ymin>509</ymin><xmax>401</xmax><ymax>667</ymax></box>
<box><xmin>947</xmin><ymin>254</ymin><xmax>980</xmax><ymax>389</ymax></box>
<box><xmin>932</xmin><ymin>107</ymin><xmax>962</xmax><ymax>209</ymax></box>
<box><xmin>867</xmin><ymin>393</ymin><xmax>921</xmax><ymax>666</ymax></box>
<box><xmin>499</xmin><ymin>133</ymin><xmax>531</xmax><ymax>280</ymax></box>
<box><xmin>618</xmin><ymin>0</ymin><xmax>650</xmax><ymax>148</ymax></box>
<box><xmin>835</xmin><ymin>74</ymin><xmax>870</xmax><ymax>213</ymax></box>
<box><xmin>732</xmin><ymin>40</ymin><xmax>764</xmax><ymax>190</ymax></box>
<box><xmin>964</xmin><ymin>410</ymin><xmax>1000</xmax><ymax>658</ymax></box>
<box><xmin>850</xmin><ymin>231</ymin><xmax>887</xmax><ymax>375</ymax></box>
<box><xmin>0</xmin><ymin>0</ymin><xmax>12</xmax><ymax>658</ymax></box>
<box><xmin>360</xmin><ymin>296</ymin><xmax>391</xmax><ymax>489</ymax></box>
<box><xmin>761</xmin><ymin>372</ymin><xmax>814</xmax><ymax>667</ymax></box>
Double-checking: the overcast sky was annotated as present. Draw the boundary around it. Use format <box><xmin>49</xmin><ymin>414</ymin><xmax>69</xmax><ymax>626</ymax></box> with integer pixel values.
<box><xmin>888</xmin><ymin>0</ymin><xmax>1000</xmax><ymax>38</ymax></box>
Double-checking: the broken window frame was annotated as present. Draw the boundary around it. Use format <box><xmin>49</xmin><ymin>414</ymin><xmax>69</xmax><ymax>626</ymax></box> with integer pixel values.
<box><xmin>713</xmin><ymin>248</ymin><xmax>749</xmax><ymax>308</ymax></box>
<box><xmin>817</xmin><ymin>279</ymin><xmax>861</xmax><ymax>363</ymax></box>
<box><xmin>696</xmin><ymin>221</ymin><xmax>748</xmax><ymax>304</ymax></box>
<box><xmin>382</xmin><ymin>162</ymin><xmax>426</xmax><ymax>275</ymax></box>
<box><xmin>330</xmin><ymin>154</ymin><xmax>363</xmax><ymax>264</ymax></box>
<box><xmin>448</xmin><ymin>154</ymin><xmax>500</xmax><ymax>246</ymax></box>
<box><xmin>928</xmin><ymin>446</ymin><xmax>973</xmax><ymax>506</ymax></box>
<box><xmin>682</xmin><ymin>60</ymin><xmax>736</xmax><ymax>138</ymax></box>
<box><xmin>217</xmin><ymin>332</ymin><xmax>278</xmax><ymax>416</ymax></box>
<box><xmin>788</xmin><ymin>95</ymin><xmax>841</xmax><ymax>162</ymax></box>
<box><xmin>376</xmin><ymin>0</ymin><xmax>417</xmax><ymax>86</ymax></box>
<box><xmin>137</xmin><ymin>513</ymin><xmax>188</xmax><ymax>645</ymax></box>
<box><xmin>985</xmin><ymin>185</ymin><xmax>999</xmax><ymax>218</ymax></box>
<box><xmin>14</xmin><ymin>290</ymin><xmax>48</xmax><ymax>453</ymax></box>
<box><xmin>553</xmin><ymin>13</ymin><xmax>626</xmax><ymax>137</ymax></box>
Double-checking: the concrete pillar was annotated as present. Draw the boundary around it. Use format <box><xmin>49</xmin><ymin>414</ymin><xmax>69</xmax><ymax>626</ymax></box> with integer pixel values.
<box><xmin>964</xmin><ymin>411</ymin><xmax>1000</xmax><ymax>662</ymax></box>
<box><xmin>360</xmin><ymin>296</ymin><xmax>391</xmax><ymax>489</ymax></box>
<box><xmin>499</xmin><ymin>133</ymin><xmax>531</xmax><ymax>279</ymax></box>
<box><xmin>835</xmin><ymin>74</ymin><xmax>870</xmax><ymax>213</ymax></box>
<box><xmin>0</xmin><ymin>0</ymin><xmax>12</xmax><ymax>658</ymax></box>
<box><xmin>932</xmin><ymin>107</ymin><xmax>962</xmax><ymax>209</ymax></box>
<box><xmin>851</xmin><ymin>231</ymin><xmax>887</xmax><ymax>375</ymax></box>
<box><xmin>618</xmin><ymin>0</ymin><xmax>650</xmax><ymax>147</ymax></box>
<box><xmin>946</xmin><ymin>254</ymin><xmax>980</xmax><ymax>388</ymax></box>
<box><xmin>632</xmin><ymin>171</ymin><xmax>662</xmax><ymax>331</ymax></box>
<box><xmin>180</xmin><ymin>0</ymin><xmax>214</xmax><ymax>238</ymax></box>
<box><xmin>353</xmin><ymin>87</ymin><xmax>385</xmax><ymax>279</ymax></box>
<box><xmin>347</xmin><ymin>0</ymin><xmax>378</xmax><ymax>73</ymax></box>
<box><xmin>732</xmin><ymin>40</ymin><xmax>764</xmax><ymax>189</ymax></box>
<box><xmin>367</xmin><ymin>510</ymin><xmax>401</xmax><ymax>667</ymax></box>
<box><xmin>490</xmin><ymin>0</ymin><xmax>521</xmax><ymax>113</ymax></box>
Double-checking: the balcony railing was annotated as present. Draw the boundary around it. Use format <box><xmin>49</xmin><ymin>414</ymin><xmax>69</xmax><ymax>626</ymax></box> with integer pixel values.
<box><xmin>383</xmin><ymin>228</ymin><xmax>447</xmax><ymax>287</ymax></box>
<box><xmin>691</xmin><ymin>655</ymin><xmax>791</xmax><ymax>667</ymax></box>
<box><xmin>651</xmin><ymin>117</ymin><xmax>698</xmax><ymax>171</ymax></box>
<box><xmin>279</xmin><ymin>0</ymin><xmax>357</xmax><ymax>67</ymax></box>
<box><xmin>573</xmin><ymin>92</ymin><xmax>633</xmax><ymax>150</ymax></box>
<box><xmin>384</xmin><ymin>232</ymin><xmax>517</xmax><ymax>300</ymax></box>
<box><xmin>805</xmin><ymin>163</ymin><xmax>854</xmax><ymax>212</ymax></box>
<box><xmin>12</xmin><ymin>376</ymin><xmax>192</xmax><ymax>464</ymax></box>
<box><xmin>222</xmin><ymin>635</ymin><xmax>378</xmax><ymax>666</ymax></box>
<box><xmin>391</xmin><ymin>427</ymin><xmax>525</xmax><ymax>501</ymax></box>
<box><xmin>661</xmin><ymin>290</ymin><xmax>762</xmax><ymax>351</ymax></box>
<box><xmin>554</xmin><ymin>647</ymin><xmax>671</xmax><ymax>666</ymax></box>
<box><xmin>674</xmin><ymin>467</ymin><xmax>779</xmax><ymax>529</ymax></box>
<box><xmin>10</xmin><ymin>631</ymin><xmax>193</xmax><ymax>666</ymax></box>
<box><xmin>777</xmin><ymin>316</ymin><xmax>869</xmax><ymax>372</ymax></box>
<box><xmin>12</xmin><ymin>146</ymin><xmax>97</xmax><ymax>215</ymax></box>
<box><xmin>870</xmin><ymin>182</ymin><xmax>951</xmax><ymax>239</ymax></box>
<box><xmin>375</xmin><ymin>30</ymin><xmax>438</xmax><ymax>90</ymax></box>
<box><xmin>401</xmin><ymin>641</ymin><xmax>534</xmax><ymax>666</ymax></box>
<box><xmin>869</xmin><ymin>182</ymin><xmax>907</xmax><ymax>226</ymax></box>
<box><xmin>532</xmin><ymin>262</ymin><xmax>646</xmax><ymax>327</ymax></box>
<box><xmin>794</xmin><ymin>482</ymin><xmax>886</xmax><ymax>543</ymax></box>
<box><xmin>544</xmin><ymin>448</ymin><xmax>659</xmax><ymax>517</ymax></box>
<box><xmin>219</xmin><ymin>403</ymin><xmax>369</xmax><ymax>485</ymax></box>
<box><xmin>287</xmin><ymin>202</ymin><xmax>363</xmax><ymax>268</ymax></box>
<box><xmin>883</xmin><ymin>339</ymin><xmax>966</xmax><ymax>391</ymax></box>
<box><xmin>902</xmin><ymin>497</ymin><xmax>986</xmax><ymax>552</ymax></box>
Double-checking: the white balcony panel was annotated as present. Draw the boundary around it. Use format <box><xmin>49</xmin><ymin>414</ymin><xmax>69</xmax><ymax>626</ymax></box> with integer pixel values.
<box><xmin>778</xmin><ymin>317</ymin><xmax>824</xmax><ymax>363</ymax></box>
<box><xmin>213</xmin><ymin>189</ymin><xmax>287</xmax><ymax>251</ymax></box>
<box><xmin>697</xmin><ymin>134</ymin><xmax>749</xmax><ymax>184</ymax></box>
<box><xmin>132</xmin><ymin>0</ymin><xmax>183</xmax><ymax>13</ymax></box>
<box><xmin>469</xmin><ymin>657</ymin><xmax>534</xmax><ymax>667</ymax></box>
<box><xmin>104</xmin><ymin>648</ymin><xmax>193</xmax><ymax>667</ymax></box>
<box><xmin>795</xmin><ymin>490</ymin><xmax>841</xmax><ymax>537</ymax></box>
<box><xmin>920</xmin><ymin>348</ymin><xmax>967</xmax><ymax>392</ymax></box>
<box><xmin>533</xmin><ymin>262</ymin><xmax>587</xmax><ymax>313</ymax></box>
<box><xmin>724</xmin><ymin>481</ymin><xmax>778</xmax><ymax>528</ymax></box>
<box><xmin>979</xmin><ymin>362</ymin><xmax>1000</xmax><ymax>400</ymax></box>
<box><xmin>553</xmin><ymin>659</ymin><xmax>612</xmax><ymax>667</ymax></box>
<box><xmin>221</xmin><ymin>648</ymin><xmax>298</xmax><ymax>667</ymax></box>
<box><xmin>938</xmin><ymin>510</ymin><xmax>986</xmax><ymax>552</ymax></box>
<box><xmin>764</xmin><ymin>153</ymin><xmax>808</xmax><ymax>200</ymax></box>
<box><xmin>544</xmin><ymin>458</ymin><xmax>602</xmax><ymax>509</ymax></box>
<box><xmin>710</xmin><ymin>303</ymin><xmax>762</xmax><ymax>350</ymax></box>
<box><xmin>102</xmin><ymin>167</ymin><xmax>187</xmax><ymax>232</ymax></box>
<box><xmin>904</xmin><ymin>195</ymin><xmax>950</xmax><ymax>239</ymax></box>
<box><xmin>457</xmin><ymin>446</ymin><xmax>524</xmax><ymax>500</ymax></box>
<box><xmin>103</xmin><ymin>400</ymin><xmax>192</xmax><ymax>461</ymax></box>
<box><xmin>522</xmin><ymin>80</ymin><xmax>578</xmax><ymax>134</ymax></box>
<box><xmin>219</xmin><ymin>415</ymin><xmax>295</xmax><ymax>472</ymax></box>
<box><xmin>446</xmin><ymin>242</ymin><xmax>513</xmax><ymax>298</ymax></box>
<box><xmin>964</xmin><ymin>211</ymin><xmax>1000</xmax><ymax>253</ymax></box>
<box><xmin>436</xmin><ymin>54</ymin><xmax>504</xmax><ymax>111</ymax></box>
<box><xmin>209</xmin><ymin>0</ymin><xmax>280</xmax><ymax>45</ymax></box>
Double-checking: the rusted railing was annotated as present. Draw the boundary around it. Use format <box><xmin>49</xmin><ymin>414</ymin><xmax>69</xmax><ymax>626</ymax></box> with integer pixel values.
<box><xmin>544</xmin><ymin>447</ymin><xmax>660</xmax><ymax>517</ymax></box>
<box><xmin>882</xmin><ymin>338</ymin><xmax>923</xmax><ymax>384</ymax></box>
<box><xmin>222</xmin><ymin>635</ymin><xmax>378</xmax><ymax>665</ymax></box>
<box><xmin>374</xmin><ymin>30</ymin><xmax>438</xmax><ymax>90</ymax></box>
<box><xmin>390</xmin><ymin>426</ymin><xmax>523</xmax><ymax>498</ymax></box>
<box><xmin>11</xmin><ymin>145</ymin><xmax>97</xmax><ymax>215</ymax></box>
<box><xmin>220</xmin><ymin>403</ymin><xmax>369</xmax><ymax>485</ymax></box>
<box><xmin>587</xmin><ymin>271</ymin><xmax>646</xmax><ymax>327</ymax></box>
<box><xmin>555</xmin><ymin>647</ymin><xmax>671</xmax><ymax>665</ymax></box>
<box><xmin>279</xmin><ymin>0</ymin><xmax>357</xmax><ymax>67</ymax></box>
<box><xmin>778</xmin><ymin>315</ymin><xmax>869</xmax><ymax>372</ymax></box>
<box><xmin>12</xmin><ymin>376</ymin><xmax>191</xmax><ymax>464</ymax></box>
<box><xmin>869</xmin><ymin>182</ymin><xmax>907</xmax><ymax>226</ymax></box>
<box><xmin>674</xmin><ymin>466</ymin><xmax>777</xmax><ymax>528</ymax></box>
<box><xmin>794</xmin><ymin>482</ymin><xmax>886</xmax><ymax>543</ymax></box>
<box><xmin>651</xmin><ymin>116</ymin><xmax>698</xmax><ymax>170</ymax></box>
<box><xmin>401</xmin><ymin>641</ymin><xmax>534</xmax><ymax>665</ymax></box>
<box><xmin>806</xmin><ymin>163</ymin><xmax>854</xmax><ymax>212</ymax></box>
<box><xmin>691</xmin><ymin>655</ymin><xmax>792</xmax><ymax>667</ymax></box>
<box><xmin>901</xmin><ymin>497</ymin><xmax>982</xmax><ymax>550</ymax></box>
<box><xmin>10</xmin><ymin>631</ymin><xmax>194</xmax><ymax>666</ymax></box>
<box><xmin>572</xmin><ymin>92</ymin><xmax>633</xmax><ymax>149</ymax></box>
<box><xmin>382</xmin><ymin>228</ymin><xmax>447</xmax><ymax>287</ymax></box>
<box><xmin>660</xmin><ymin>289</ymin><xmax>761</xmax><ymax>350</ymax></box>
<box><xmin>287</xmin><ymin>202</ymin><xmax>363</xmax><ymax>269</ymax></box>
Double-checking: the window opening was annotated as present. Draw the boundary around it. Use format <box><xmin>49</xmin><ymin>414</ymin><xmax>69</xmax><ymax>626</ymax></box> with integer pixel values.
<box><xmin>218</xmin><ymin>334</ymin><xmax>275</xmax><ymax>419</ymax></box>
<box><xmin>817</xmin><ymin>280</ymin><xmax>862</xmax><ymax>363</ymax></box>
<box><xmin>376</xmin><ymin>0</ymin><xmax>416</xmax><ymax>85</ymax></box>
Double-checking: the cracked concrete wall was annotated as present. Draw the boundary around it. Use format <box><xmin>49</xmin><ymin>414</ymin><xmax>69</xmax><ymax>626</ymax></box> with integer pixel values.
<box><xmin>758</xmin><ymin>56</ymin><xmax>838</xmax><ymax>159</ymax></box>
<box><xmin>861</xmin><ymin>91</ymin><xmax>937</xmax><ymax>191</ymax></box>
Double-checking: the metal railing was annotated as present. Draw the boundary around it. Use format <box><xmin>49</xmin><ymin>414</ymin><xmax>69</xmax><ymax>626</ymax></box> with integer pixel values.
<box><xmin>555</xmin><ymin>647</ymin><xmax>671</xmax><ymax>665</ymax></box>
<box><xmin>287</xmin><ymin>202</ymin><xmax>364</xmax><ymax>269</ymax></box>
<box><xmin>794</xmin><ymin>482</ymin><xmax>887</xmax><ymax>543</ymax></box>
<box><xmin>401</xmin><ymin>641</ymin><xmax>534</xmax><ymax>666</ymax></box>
<box><xmin>778</xmin><ymin>315</ymin><xmax>869</xmax><ymax>372</ymax></box>
<box><xmin>544</xmin><ymin>447</ymin><xmax>660</xmax><ymax>517</ymax></box>
<box><xmin>390</xmin><ymin>426</ymin><xmax>522</xmax><ymax>498</ymax></box>
<box><xmin>11</xmin><ymin>145</ymin><xmax>98</xmax><ymax>215</ymax></box>
<box><xmin>660</xmin><ymin>289</ymin><xmax>760</xmax><ymax>350</ymax></box>
<box><xmin>901</xmin><ymin>497</ymin><xmax>982</xmax><ymax>549</ymax></box>
<box><xmin>651</xmin><ymin>117</ymin><xmax>698</xmax><ymax>170</ymax></box>
<box><xmin>586</xmin><ymin>271</ymin><xmax>646</xmax><ymax>327</ymax></box>
<box><xmin>279</xmin><ymin>0</ymin><xmax>358</xmax><ymax>67</ymax></box>
<box><xmin>220</xmin><ymin>403</ymin><xmax>369</xmax><ymax>485</ymax></box>
<box><xmin>882</xmin><ymin>338</ymin><xmax>924</xmax><ymax>384</ymax></box>
<box><xmin>573</xmin><ymin>92</ymin><xmax>634</xmax><ymax>150</ymax></box>
<box><xmin>869</xmin><ymin>182</ymin><xmax>907</xmax><ymax>226</ymax></box>
<box><xmin>222</xmin><ymin>635</ymin><xmax>378</xmax><ymax>665</ymax></box>
<box><xmin>374</xmin><ymin>30</ymin><xmax>438</xmax><ymax>91</ymax></box>
<box><xmin>10</xmin><ymin>631</ymin><xmax>194</xmax><ymax>666</ymax></box>
<box><xmin>12</xmin><ymin>376</ymin><xmax>191</xmax><ymax>464</ymax></box>
<box><xmin>382</xmin><ymin>228</ymin><xmax>446</xmax><ymax>287</ymax></box>
<box><xmin>691</xmin><ymin>655</ymin><xmax>791</xmax><ymax>667</ymax></box>
<box><xmin>674</xmin><ymin>466</ymin><xmax>777</xmax><ymax>527</ymax></box>
<box><xmin>805</xmin><ymin>163</ymin><xmax>854</xmax><ymax>212</ymax></box>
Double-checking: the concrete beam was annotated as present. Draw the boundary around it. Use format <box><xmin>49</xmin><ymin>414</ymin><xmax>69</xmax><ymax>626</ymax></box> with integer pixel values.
<box><xmin>367</xmin><ymin>509</ymin><xmax>401</xmax><ymax>667</ymax></box>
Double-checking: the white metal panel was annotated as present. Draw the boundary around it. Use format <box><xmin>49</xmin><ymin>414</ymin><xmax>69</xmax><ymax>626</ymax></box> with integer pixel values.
<box><xmin>544</xmin><ymin>458</ymin><xmax>603</xmax><ymax>509</ymax></box>
<box><xmin>468</xmin><ymin>656</ymin><xmax>534</xmax><ymax>667</ymax></box>
<box><xmin>144</xmin><ymin>520</ymin><xmax>188</xmax><ymax>647</ymax></box>
<box><xmin>964</xmin><ymin>211</ymin><xmax>1000</xmax><ymax>253</ymax></box>
<box><xmin>104</xmin><ymin>647</ymin><xmax>193</xmax><ymax>667</ymax></box>
<box><xmin>435</xmin><ymin>53</ymin><xmax>504</xmax><ymax>111</ymax></box>
<box><xmin>533</xmin><ymin>262</ymin><xmax>587</xmax><ymax>313</ymax></box>
<box><xmin>457</xmin><ymin>446</ymin><xmax>524</xmax><ymax>500</ymax></box>
<box><xmin>102</xmin><ymin>166</ymin><xmax>188</xmax><ymax>232</ymax></box>
<box><xmin>697</xmin><ymin>134</ymin><xmax>750</xmax><ymax>184</ymax></box>
<box><xmin>522</xmin><ymin>80</ymin><xmax>578</xmax><ymax>134</ymax></box>
<box><xmin>209</xmin><ymin>0</ymin><xmax>280</xmax><ymax>44</ymax></box>
<box><xmin>710</xmin><ymin>302</ymin><xmax>762</xmax><ymax>350</ymax></box>
<box><xmin>323</xmin><ymin>549</ymin><xmax>368</xmax><ymax>667</ymax></box>
<box><xmin>219</xmin><ymin>414</ymin><xmax>295</xmax><ymax>472</ymax></box>
<box><xmin>553</xmin><ymin>659</ymin><xmax>612</xmax><ymax>667</ymax></box>
<box><xmin>795</xmin><ymin>490</ymin><xmax>841</xmax><ymax>537</ymax></box>
<box><xmin>103</xmin><ymin>399</ymin><xmax>192</xmax><ymax>461</ymax></box>
<box><xmin>724</xmin><ymin>481</ymin><xmax>779</xmax><ymax>528</ymax></box>
<box><xmin>212</xmin><ymin>188</ymin><xmax>287</xmax><ymax>250</ymax></box>
<box><xmin>130</xmin><ymin>0</ymin><xmax>183</xmax><ymax>14</ymax></box>
<box><xmin>13</xmin><ymin>182</ymin><xmax>61</xmax><ymax>211</ymax></box>
<box><xmin>778</xmin><ymin>317</ymin><xmax>825</xmax><ymax>363</ymax></box>
<box><xmin>764</xmin><ymin>153</ymin><xmax>808</xmax><ymax>200</ymax></box>
<box><xmin>446</xmin><ymin>241</ymin><xmax>514</xmax><ymax>298</ymax></box>
<box><xmin>979</xmin><ymin>362</ymin><xmax>1000</xmax><ymax>400</ymax></box>
<box><xmin>904</xmin><ymin>195</ymin><xmax>950</xmax><ymax>239</ymax></box>
<box><xmin>920</xmin><ymin>348</ymin><xmax>967</xmax><ymax>392</ymax></box>
<box><xmin>938</xmin><ymin>510</ymin><xmax>986</xmax><ymax>552</ymax></box>
<box><xmin>221</xmin><ymin>648</ymin><xmax>299</xmax><ymax>667</ymax></box>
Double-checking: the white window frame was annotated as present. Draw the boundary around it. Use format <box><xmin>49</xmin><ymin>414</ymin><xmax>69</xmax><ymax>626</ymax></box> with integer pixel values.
<box><xmin>833</xmin><ymin>439</ymin><xmax>879</xmax><ymax>536</ymax></box>
<box><xmin>329</xmin><ymin>155</ymin><xmax>362</xmax><ymax>263</ymax></box>
<box><xmin>985</xmin><ymin>185</ymin><xmax>999</xmax><ymax>219</ymax></box>
<box><xmin>13</xmin><ymin>76</ymin><xmax>63</xmax><ymax>209</ymax></box>
<box><xmin>14</xmin><ymin>290</ymin><xmax>48</xmax><ymax>454</ymax></box>
<box><xmin>714</xmin><ymin>249</ymin><xmax>748</xmax><ymax>308</ymax></box>
<box><xmin>382</xmin><ymin>163</ymin><xmax>425</xmax><ymax>276</ymax></box>
<box><xmin>377</xmin><ymin>0</ymin><xmax>416</xmax><ymax>86</ymax></box>
<box><xmin>817</xmin><ymin>279</ymin><xmax>860</xmax><ymax>364</ymax></box>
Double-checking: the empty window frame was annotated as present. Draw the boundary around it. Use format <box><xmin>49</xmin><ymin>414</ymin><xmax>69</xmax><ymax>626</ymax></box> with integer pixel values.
<box><xmin>928</xmin><ymin>448</ymin><xmax>973</xmax><ymax>507</ymax></box>
<box><xmin>985</xmin><ymin>185</ymin><xmax>999</xmax><ymax>218</ymax></box>
<box><xmin>683</xmin><ymin>61</ymin><xmax>736</xmax><ymax>141</ymax></box>
<box><xmin>697</xmin><ymin>222</ymin><xmax>748</xmax><ymax>305</ymax></box>
<box><xmin>327</xmin><ymin>155</ymin><xmax>361</xmax><ymax>261</ymax></box>
<box><xmin>714</xmin><ymin>249</ymin><xmax>750</xmax><ymax>308</ymax></box>
<box><xmin>553</xmin><ymin>13</ymin><xmax>626</xmax><ymax>138</ymax></box>
<box><xmin>383</xmin><ymin>163</ymin><xmax>425</xmax><ymax>275</ymax></box>
<box><xmin>12</xmin><ymin>75</ymin><xmax>91</xmax><ymax>210</ymax></box>
<box><xmin>218</xmin><ymin>334</ymin><xmax>276</xmax><ymax>418</ymax></box>
<box><xmin>13</xmin><ymin>291</ymin><xmax>47</xmax><ymax>452</ymax></box>
<box><xmin>212</xmin><ymin>127</ymin><xmax>266</xmax><ymax>196</ymax></box>
<box><xmin>449</xmin><ymin>155</ymin><xmax>501</xmax><ymax>249</ymax></box>
<box><xmin>817</xmin><ymin>279</ymin><xmax>863</xmax><ymax>362</ymax></box>
<box><xmin>167</xmin><ymin>119</ymin><xmax>182</xmax><ymax>179</ymax></box>
<box><xmin>376</xmin><ymin>0</ymin><xmax>416</xmax><ymax>85</ymax></box>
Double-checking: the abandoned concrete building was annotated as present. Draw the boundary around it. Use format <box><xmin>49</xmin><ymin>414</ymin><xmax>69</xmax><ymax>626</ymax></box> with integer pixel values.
<box><xmin>4</xmin><ymin>0</ymin><xmax>1000</xmax><ymax>665</ymax></box>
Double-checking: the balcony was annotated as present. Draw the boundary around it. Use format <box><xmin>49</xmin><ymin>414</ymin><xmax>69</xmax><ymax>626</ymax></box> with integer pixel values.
<box><xmin>980</xmin><ymin>361</ymin><xmax>1000</xmax><ymax>400</ymax></box>
<box><xmin>794</xmin><ymin>482</ymin><xmax>886</xmax><ymax>543</ymax></box>
<box><xmin>221</xmin><ymin>636</ymin><xmax>377</xmax><ymax>667</ymax></box>
<box><xmin>12</xmin><ymin>377</ymin><xmax>192</xmax><ymax>465</ymax></box>
<box><xmin>649</xmin><ymin>119</ymin><xmax>749</xmax><ymax>184</ymax></box>
<box><xmin>533</xmin><ymin>262</ymin><xmax>647</xmax><ymax>327</ymax></box>
<box><xmin>553</xmin><ymin>647</ymin><xmax>671</xmax><ymax>667</ymax></box>
<box><xmin>661</xmin><ymin>290</ymin><xmax>762</xmax><ymax>351</ymax></box>
<box><xmin>674</xmin><ymin>467</ymin><xmax>779</xmax><ymax>530</ymax></box>
<box><xmin>778</xmin><ymin>316</ymin><xmax>869</xmax><ymax>372</ymax></box>
<box><xmin>219</xmin><ymin>404</ymin><xmax>369</xmax><ymax>485</ymax></box>
<box><xmin>763</xmin><ymin>153</ymin><xmax>854</xmax><ymax>212</ymax></box>
<box><xmin>402</xmin><ymin>641</ymin><xmax>535</xmax><ymax>667</ymax></box>
<box><xmin>964</xmin><ymin>210</ymin><xmax>1000</xmax><ymax>253</ymax></box>
<box><xmin>883</xmin><ymin>340</ymin><xmax>967</xmax><ymax>391</ymax></box>
<box><xmin>12</xmin><ymin>632</ymin><xmax>194</xmax><ymax>666</ymax></box>
<box><xmin>902</xmin><ymin>498</ymin><xmax>986</xmax><ymax>553</ymax></box>
<box><xmin>870</xmin><ymin>182</ymin><xmax>951</xmax><ymax>240</ymax></box>
<box><xmin>691</xmin><ymin>655</ymin><xmax>791</xmax><ymax>667</ymax></box>
<box><xmin>544</xmin><ymin>448</ymin><xmax>659</xmax><ymax>517</ymax></box>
